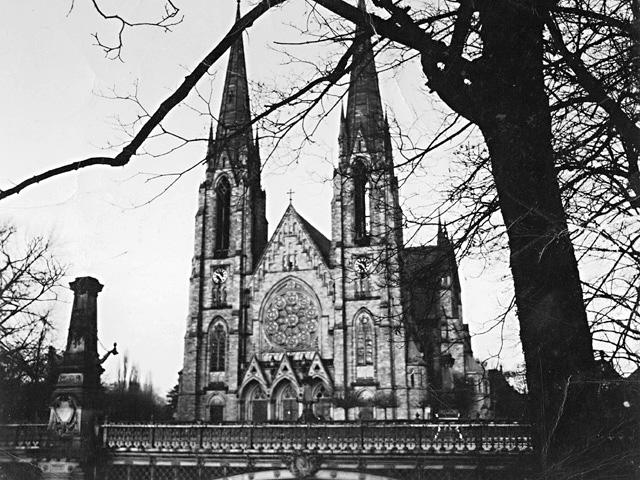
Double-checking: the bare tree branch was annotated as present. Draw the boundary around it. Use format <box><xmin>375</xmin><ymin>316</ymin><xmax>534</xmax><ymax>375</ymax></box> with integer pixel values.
<box><xmin>0</xmin><ymin>0</ymin><xmax>285</xmax><ymax>201</ymax></box>
<box><xmin>89</xmin><ymin>0</ymin><xmax>182</xmax><ymax>61</ymax></box>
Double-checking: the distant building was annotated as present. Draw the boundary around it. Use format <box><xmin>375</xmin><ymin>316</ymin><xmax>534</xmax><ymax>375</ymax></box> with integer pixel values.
<box><xmin>487</xmin><ymin>369</ymin><xmax>529</xmax><ymax>420</ymax></box>
<box><xmin>176</xmin><ymin>2</ymin><xmax>490</xmax><ymax>423</ymax></box>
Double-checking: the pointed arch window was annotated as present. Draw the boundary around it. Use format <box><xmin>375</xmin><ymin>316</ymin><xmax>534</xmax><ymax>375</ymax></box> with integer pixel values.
<box><xmin>274</xmin><ymin>382</ymin><xmax>298</xmax><ymax>421</ymax></box>
<box><xmin>245</xmin><ymin>385</ymin><xmax>268</xmax><ymax>423</ymax></box>
<box><xmin>356</xmin><ymin>312</ymin><xmax>374</xmax><ymax>366</ymax></box>
<box><xmin>209</xmin><ymin>322</ymin><xmax>226</xmax><ymax>372</ymax></box>
<box><xmin>215</xmin><ymin>176</ymin><xmax>231</xmax><ymax>257</ymax></box>
<box><xmin>353</xmin><ymin>159</ymin><xmax>371</xmax><ymax>240</ymax></box>
<box><xmin>312</xmin><ymin>384</ymin><xmax>332</xmax><ymax>420</ymax></box>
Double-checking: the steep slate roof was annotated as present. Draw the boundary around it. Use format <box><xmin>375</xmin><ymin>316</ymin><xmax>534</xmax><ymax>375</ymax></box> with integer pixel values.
<box><xmin>401</xmin><ymin>246</ymin><xmax>444</xmax><ymax>277</ymax></box>
<box><xmin>400</xmin><ymin>245</ymin><xmax>457</xmax><ymax>322</ymax></box>
<box><xmin>401</xmin><ymin>222</ymin><xmax>460</xmax><ymax>290</ymax></box>
<box><xmin>295</xmin><ymin>211</ymin><xmax>331</xmax><ymax>265</ymax></box>
<box><xmin>253</xmin><ymin>203</ymin><xmax>332</xmax><ymax>272</ymax></box>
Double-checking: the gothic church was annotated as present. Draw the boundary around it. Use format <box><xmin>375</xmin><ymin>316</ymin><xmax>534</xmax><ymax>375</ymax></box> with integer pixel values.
<box><xmin>176</xmin><ymin>2</ymin><xmax>488</xmax><ymax>422</ymax></box>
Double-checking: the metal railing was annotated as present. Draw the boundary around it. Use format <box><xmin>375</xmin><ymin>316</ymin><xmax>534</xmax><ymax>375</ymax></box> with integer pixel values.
<box><xmin>0</xmin><ymin>424</ymin><xmax>48</xmax><ymax>451</ymax></box>
<box><xmin>101</xmin><ymin>422</ymin><xmax>532</xmax><ymax>454</ymax></box>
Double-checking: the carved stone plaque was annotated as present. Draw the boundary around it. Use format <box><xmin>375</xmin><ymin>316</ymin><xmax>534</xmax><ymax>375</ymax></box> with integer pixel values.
<box><xmin>58</xmin><ymin>373</ymin><xmax>84</xmax><ymax>384</ymax></box>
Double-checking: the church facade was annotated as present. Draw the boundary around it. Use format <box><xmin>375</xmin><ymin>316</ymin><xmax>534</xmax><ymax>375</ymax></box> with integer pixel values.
<box><xmin>176</xmin><ymin>3</ymin><xmax>489</xmax><ymax>423</ymax></box>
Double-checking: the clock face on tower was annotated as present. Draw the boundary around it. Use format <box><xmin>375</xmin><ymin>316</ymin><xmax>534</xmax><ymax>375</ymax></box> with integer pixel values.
<box><xmin>354</xmin><ymin>256</ymin><xmax>372</xmax><ymax>274</ymax></box>
<box><xmin>212</xmin><ymin>267</ymin><xmax>228</xmax><ymax>284</ymax></box>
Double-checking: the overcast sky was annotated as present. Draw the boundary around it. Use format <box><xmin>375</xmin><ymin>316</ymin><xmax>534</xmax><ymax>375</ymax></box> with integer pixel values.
<box><xmin>0</xmin><ymin>0</ymin><xmax>522</xmax><ymax>395</ymax></box>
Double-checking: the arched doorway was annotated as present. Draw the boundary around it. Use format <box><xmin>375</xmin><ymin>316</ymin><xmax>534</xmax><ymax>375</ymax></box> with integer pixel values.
<box><xmin>273</xmin><ymin>382</ymin><xmax>299</xmax><ymax>421</ymax></box>
<box><xmin>207</xmin><ymin>395</ymin><xmax>225</xmax><ymax>423</ymax></box>
<box><xmin>245</xmin><ymin>383</ymin><xmax>269</xmax><ymax>423</ymax></box>
<box><xmin>357</xmin><ymin>389</ymin><xmax>375</xmax><ymax>420</ymax></box>
<box><xmin>312</xmin><ymin>383</ymin><xmax>332</xmax><ymax>420</ymax></box>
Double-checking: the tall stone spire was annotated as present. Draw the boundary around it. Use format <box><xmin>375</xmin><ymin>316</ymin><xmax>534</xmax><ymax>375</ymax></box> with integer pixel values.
<box><xmin>332</xmin><ymin>0</ymin><xmax>401</xmax><ymax>249</ymax></box>
<box><xmin>343</xmin><ymin>0</ymin><xmax>386</xmax><ymax>158</ymax></box>
<box><xmin>211</xmin><ymin>1</ymin><xmax>255</xmax><ymax>174</ymax></box>
<box><xmin>178</xmin><ymin>3</ymin><xmax>267</xmax><ymax>422</ymax></box>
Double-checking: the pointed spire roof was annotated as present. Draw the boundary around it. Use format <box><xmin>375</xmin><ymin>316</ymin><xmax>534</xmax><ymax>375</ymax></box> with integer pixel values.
<box><xmin>215</xmin><ymin>2</ymin><xmax>253</xmax><ymax>150</ymax></box>
<box><xmin>437</xmin><ymin>218</ymin><xmax>449</xmax><ymax>246</ymax></box>
<box><xmin>206</xmin><ymin>122</ymin><xmax>215</xmax><ymax>162</ymax></box>
<box><xmin>383</xmin><ymin>111</ymin><xmax>393</xmax><ymax>159</ymax></box>
<box><xmin>344</xmin><ymin>0</ymin><xmax>385</xmax><ymax>154</ymax></box>
<box><xmin>339</xmin><ymin>105</ymin><xmax>347</xmax><ymax>138</ymax></box>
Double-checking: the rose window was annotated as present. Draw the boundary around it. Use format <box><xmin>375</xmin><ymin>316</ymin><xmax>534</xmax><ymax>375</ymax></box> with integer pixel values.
<box><xmin>263</xmin><ymin>285</ymin><xmax>319</xmax><ymax>350</ymax></box>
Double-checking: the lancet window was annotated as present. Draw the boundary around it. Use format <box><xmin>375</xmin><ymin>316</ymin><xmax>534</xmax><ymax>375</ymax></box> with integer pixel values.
<box><xmin>215</xmin><ymin>176</ymin><xmax>231</xmax><ymax>256</ymax></box>
<box><xmin>209</xmin><ymin>322</ymin><xmax>226</xmax><ymax>372</ymax></box>
<box><xmin>356</xmin><ymin>312</ymin><xmax>374</xmax><ymax>366</ymax></box>
<box><xmin>353</xmin><ymin>159</ymin><xmax>371</xmax><ymax>240</ymax></box>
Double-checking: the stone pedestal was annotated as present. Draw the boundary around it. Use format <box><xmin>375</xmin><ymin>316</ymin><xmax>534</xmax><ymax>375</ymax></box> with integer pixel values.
<box><xmin>43</xmin><ymin>277</ymin><xmax>106</xmax><ymax>479</ymax></box>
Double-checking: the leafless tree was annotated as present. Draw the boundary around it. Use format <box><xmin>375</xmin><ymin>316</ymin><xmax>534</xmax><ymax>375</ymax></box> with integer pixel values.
<box><xmin>0</xmin><ymin>223</ymin><xmax>65</xmax><ymax>420</ymax></box>
<box><xmin>1</xmin><ymin>0</ymin><xmax>639</xmax><ymax>475</ymax></box>
<box><xmin>419</xmin><ymin>0</ymin><xmax>640</xmax><ymax>370</ymax></box>
<box><xmin>104</xmin><ymin>353</ymin><xmax>170</xmax><ymax>422</ymax></box>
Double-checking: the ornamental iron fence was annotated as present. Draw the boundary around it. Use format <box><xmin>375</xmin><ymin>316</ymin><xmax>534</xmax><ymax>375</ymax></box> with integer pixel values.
<box><xmin>101</xmin><ymin>422</ymin><xmax>531</xmax><ymax>454</ymax></box>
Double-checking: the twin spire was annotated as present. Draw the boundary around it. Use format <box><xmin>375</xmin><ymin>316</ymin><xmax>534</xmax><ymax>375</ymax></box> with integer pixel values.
<box><xmin>207</xmin><ymin>1</ymin><xmax>255</xmax><ymax>175</ymax></box>
<box><xmin>209</xmin><ymin>0</ymin><xmax>387</xmax><ymax>170</ymax></box>
<box><xmin>342</xmin><ymin>0</ymin><xmax>386</xmax><ymax>156</ymax></box>
<box><xmin>216</xmin><ymin>1</ymin><xmax>252</xmax><ymax>141</ymax></box>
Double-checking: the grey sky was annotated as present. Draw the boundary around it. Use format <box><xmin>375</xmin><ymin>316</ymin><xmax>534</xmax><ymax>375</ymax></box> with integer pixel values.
<box><xmin>0</xmin><ymin>1</ymin><xmax>521</xmax><ymax>395</ymax></box>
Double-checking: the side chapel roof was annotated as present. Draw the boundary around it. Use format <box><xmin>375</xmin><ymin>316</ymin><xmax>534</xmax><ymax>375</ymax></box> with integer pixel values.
<box><xmin>400</xmin><ymin>224</ymin><xmax>461</xmax><ymax>322</ymax></box>
<box><xmin>401</xmin><ymin>222</ymin><xmax>459</xmax><ymax>284</ymax></box>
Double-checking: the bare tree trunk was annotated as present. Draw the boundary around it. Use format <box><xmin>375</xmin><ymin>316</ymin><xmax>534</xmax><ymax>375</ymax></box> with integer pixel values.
<box><xmin>474</xmin><ymin>0</ymin><xmax>597</xmax><ymax>473</ymax></box>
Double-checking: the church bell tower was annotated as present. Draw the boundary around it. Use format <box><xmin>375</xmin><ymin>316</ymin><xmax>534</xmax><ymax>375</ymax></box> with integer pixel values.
<box><xmin>177</xmin><ymin>3</ymin><xmax>267</xmax><ymax>421</ymax></box>
<box><xmin>330</xmin><ymin>0</ymin><xmax>411</xmax><ymax>419</ymax></box>
<box><xmin>331</xmin><ymin>0</ymin><xmax>402</xmax><ymax>253</ymax></box>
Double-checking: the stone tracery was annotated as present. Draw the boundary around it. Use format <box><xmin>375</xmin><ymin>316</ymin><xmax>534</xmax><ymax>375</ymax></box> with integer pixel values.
<box><xmin>263</xmin><ymin>280</ymin><xmax>320</xmax><ymax>350</ymax></box>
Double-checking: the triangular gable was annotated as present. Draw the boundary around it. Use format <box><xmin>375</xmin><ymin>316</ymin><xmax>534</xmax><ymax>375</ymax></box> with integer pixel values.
<box><xmin>253</xmin><ymin>204</ymin><xmax>331</xmax><ymax>274</ymax></box>
<box><xmin>306</xmin><ymin>352</ymin><xmax>333</xmax><ymax>392</ymax></box>
<box><xmin>296</xmin><ymin>213</ymin><xmax>331</xmax><ymax>265</ymax></box>
<box><xmin>238</xmin><ymin>355</ymin><xmax>269</xmax><ymax>396</ymax></box>
<box><xmin>270</xmin><ymin>354</ymin><xmax>300</xmax><ymax>394</ymax></box>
